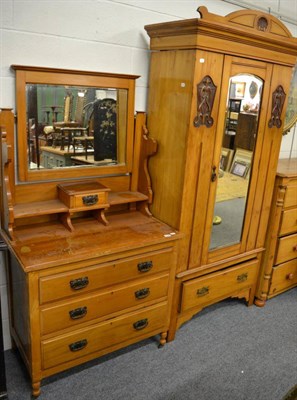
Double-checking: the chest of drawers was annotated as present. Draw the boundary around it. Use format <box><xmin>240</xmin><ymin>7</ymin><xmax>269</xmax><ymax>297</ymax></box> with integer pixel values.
<box><xmin>255</xmin><ymin>158</ymin><xmax>297</xmax><ymax>305</ymax></box>
<box><xmin>7</xmin><ymin>213</ymin><xmax>178</xmax><ymax>397</ymax></box>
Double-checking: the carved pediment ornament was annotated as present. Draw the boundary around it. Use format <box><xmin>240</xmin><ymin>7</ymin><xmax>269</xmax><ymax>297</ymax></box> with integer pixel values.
<box><xmin>268</xmin><ymin>85</ymin><xmax>286</xmax><ymax>128</ymax></box>
<box><xmin>193</xmin><ymin>75</ymin><xmax>217</xmax><ymax>128</ymax></box>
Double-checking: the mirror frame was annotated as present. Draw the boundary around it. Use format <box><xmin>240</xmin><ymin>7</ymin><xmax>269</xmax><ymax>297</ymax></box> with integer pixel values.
<box><xmin>283</xmin><ymin>63</ymin><xmax>297</xmax><ymax>134</ymax></box>
<box><xmin>12</xmin><ymin>65</ymin><xmax>139</xmax><ymax>182</ymax></box>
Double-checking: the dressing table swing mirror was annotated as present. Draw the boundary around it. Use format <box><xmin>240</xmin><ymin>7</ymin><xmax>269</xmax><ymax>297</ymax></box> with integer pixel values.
<box><xmin>0</xmin><ymin>66</ymin><xmax>180</xmax><ymax>397</ymax></box>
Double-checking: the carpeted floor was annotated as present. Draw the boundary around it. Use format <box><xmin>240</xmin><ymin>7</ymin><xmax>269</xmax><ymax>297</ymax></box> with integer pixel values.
<box><xmin>4</xmin><ymin>287</ymin><xmax>296</xmax><ymax>400</ymax></box>
<box><xmin>210</xmin><ymin>197</ymin><xmax>246</xmax><ymax>249</ymax></box>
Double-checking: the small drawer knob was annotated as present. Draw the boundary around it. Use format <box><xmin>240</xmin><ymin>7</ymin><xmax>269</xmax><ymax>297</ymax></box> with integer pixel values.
<box><xmin>293</xmin><ymin>245</ymin><xmax>297</xmax><ymax>252</ymax></box>
<box><xmin>286</xmin><ymin>273</ymin><xmax>294</xmax><ymax>280</ymax></box>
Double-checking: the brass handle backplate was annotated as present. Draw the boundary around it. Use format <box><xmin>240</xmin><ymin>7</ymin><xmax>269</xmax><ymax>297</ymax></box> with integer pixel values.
<box><xmin>82</xmin><ymin>194</ymin><xmax>98</xmax><ymax>206</ymax></box>
<box><xmin>197</xmin><ymin>286</ymin><xmax>209</xmax><ymax>297</ymax></box>
<box><xmin>133</xmin><ymin>318</ymin><xmax>148</xmax><ymax>330</ymax></box>
<box><xmin>69</xmin><ymin>306</ymin><xmax>88</xmax><ymax>320</ymax></box>
<box><xmin>70</xmin><ymin>276</ymin><xmax>89</xmax><ymax>290</ymax></box>
<box><xmin>135</xmin><ymin>288</ymin><xmax>150</xmax><ymax>299</ymax></box>
<box><xmin>237</xmin><ymin>273</ymin><xmax>248</xmax><ymax>283</ymax></box>
<box><xmin>137</xmin><ymin>261</ymin><xmax>153</xmax><ymax>273</ymax></box>
<box><xmin>69</xmin><ymin>339</ymin><xmax>88</xmax><ymax>352</ymax></box>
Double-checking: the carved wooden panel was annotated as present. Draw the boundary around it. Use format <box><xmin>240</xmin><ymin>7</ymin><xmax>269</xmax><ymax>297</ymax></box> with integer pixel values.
<box><xmin>268</xmin><ymin>85</ymin><xmax>286</xmax><ymax>128</ymax></box>
<box><xmin>193</xmin><ymin>75</ymin><xmax>217</xmax><ymax>128</ymax></box>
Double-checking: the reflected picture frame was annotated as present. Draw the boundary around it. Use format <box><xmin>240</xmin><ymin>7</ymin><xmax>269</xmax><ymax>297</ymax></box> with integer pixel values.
<box><xmin>230</xmin><ymin>160</ymin><xmax>249</xmax><ymax>178</ymax></box>
<box><xmin>220</xmin><ymin>147</ymin><xmax>234</xmax><ymax>171</ymax></box>
<box><xmin>230</xmin><ymin>82</ymin><xmax>246</xmax><ymax>99</ymax></box>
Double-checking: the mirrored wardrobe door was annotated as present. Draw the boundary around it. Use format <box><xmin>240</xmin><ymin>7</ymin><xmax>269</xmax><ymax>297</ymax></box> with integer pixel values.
<box><xmin>188</xmin><ymin>57</ymin><xmax>274</xmax><ymax>268</ymax></box>
<box><xmin>208</xmin><ymin>73</ymin><xmax>263</xmax><ymax>251</ymax></box>
<box><xmin>206</xmin><ymin>58</ymin><xmax>274</xmax><ymax>262</ymax></box>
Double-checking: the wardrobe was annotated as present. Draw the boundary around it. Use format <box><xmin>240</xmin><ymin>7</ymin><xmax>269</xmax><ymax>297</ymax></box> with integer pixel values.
<box><xmin>144</xmin><ymin>6</ymin><xmax>297</xmax><ymax>339</ymax></box>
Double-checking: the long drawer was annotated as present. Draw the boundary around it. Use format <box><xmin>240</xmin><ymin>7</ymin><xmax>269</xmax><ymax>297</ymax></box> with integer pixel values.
<box><xmin>269</xmin><ymin>259</ymin><xmax>297</xmax><ymax>295</ymax></box>
<box><xmin>42</xmin><ymin>302</ymin><xmax>168</xmax><ymax>370</ymax></box>
<box><xmin>41</xmin><ymin>274</ymin><xmax>169</xmax><ymax>335</ymax></box>
<box><xmin>181</xmin><ymin>260</ymin><xmax>258</xmax><ymax>312</ymax></box>
<box><xmin>39</xmin><ymin>248</ymin><xmax>173</xmax><ymax>304</ymax></box>
<box><xmin>275</xmin><ymin>234</ymin><xmax>297</xmax><ymax>265</ymax></box>
<box><xmin>279</xmin><ymin>208</ymin><xmax>297</xmax><ymax>236</ymax></box>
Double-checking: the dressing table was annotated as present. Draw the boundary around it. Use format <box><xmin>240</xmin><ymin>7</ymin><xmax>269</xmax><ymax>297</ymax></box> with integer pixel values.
<box><xmin>0</xmin><ymin>67</ymin><xmax>179</xmax><ymax>397</ymax></box>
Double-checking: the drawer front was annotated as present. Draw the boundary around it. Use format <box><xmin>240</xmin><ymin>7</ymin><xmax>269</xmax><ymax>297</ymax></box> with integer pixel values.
<box><xmin>284</xmin><ymin>184</ymin><xmax>297</xmax><ymax>208</ymax></box>
<box><xmin>42</xmin><ymin>302</ymin><xmax>168</xmax><ymax>370</ymax></box>
<box><xmin>275</xmin><ymin>234</ymin><xmax>297</xmax><ymax>265</ymax></box>
<box><xmin>269</xmin><ymin>259</ymin><xmax>297</xmax><ymax>295</ymax></box>
<box><xmin>39</xmin><ymin>248</ymin><xmax>173</xmax><ymax>304</ymax></box>
<box><xmin>41</xmin><ymin>274</ymin><xmax>169</xmax><ymax>335</ymax></box>
<box><xmin>73</xmin><ymin>192</ymin><xmax>108</xmax><ymax>209</ymax></box>
<box><xmin>279</xmin><ymin>208</ymin><xmax>297</xmax><ymax>236</ymax></box>
<box><xmin>181</xmin><ymin>260</ymin><xmax>258</xmax><ymax>312</ymax></box>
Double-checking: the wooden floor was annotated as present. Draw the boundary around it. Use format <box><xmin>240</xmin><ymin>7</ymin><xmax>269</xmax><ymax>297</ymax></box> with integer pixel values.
<box><xmin>216</xmin><ymin>172</ymin><xmax>249</xmax><ymax>202</ymax></box>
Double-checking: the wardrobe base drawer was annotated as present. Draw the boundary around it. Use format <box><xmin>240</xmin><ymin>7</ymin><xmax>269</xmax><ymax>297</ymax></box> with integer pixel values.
<box><xmin>42</xmin><ymin>302</ymin><xmax>168</xmax><ymax>370</ymax></box>
<box><xmin>269</xmin><ymin>259</ymin><xmax>297</xmax><ymax>295</ymax></box>
<box><xmin>181</xmin><ymin>259</ymin><xmax>258</xmax><ymax>312</ymax></box>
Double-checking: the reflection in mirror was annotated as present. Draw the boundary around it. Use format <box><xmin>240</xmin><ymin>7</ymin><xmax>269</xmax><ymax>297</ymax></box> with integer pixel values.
<box><xmin>26</xmin><ymin>84</ymin><xmax>128</xmax><ymax>170</ymax></box>
<box><xmin>210</xmin><ymin>74</ymin><xmax>263</xmax><ymax>250</ymax></box>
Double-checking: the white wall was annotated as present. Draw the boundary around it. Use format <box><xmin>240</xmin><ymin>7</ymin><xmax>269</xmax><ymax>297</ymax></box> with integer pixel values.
<box><xmin>0</xmin><ymin>0</ymin><xmax>296</xmax><ymax>350</ymax></box>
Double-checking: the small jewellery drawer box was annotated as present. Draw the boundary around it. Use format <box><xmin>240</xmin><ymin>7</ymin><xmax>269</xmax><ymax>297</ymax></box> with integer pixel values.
<box><xmin>57</xmin><ymin>181</ymin><xmax>110</xmax><ymax>211</ymax></box>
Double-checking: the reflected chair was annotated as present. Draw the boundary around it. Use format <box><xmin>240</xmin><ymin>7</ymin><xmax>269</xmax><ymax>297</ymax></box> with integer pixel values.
<box><xmin>43</xmin><ymin>92</ymin><xmax>73</xmax><ymax>146</ymax></box>
<box><xmin>70</xmin><ymin>101</ymin><xmax>95</xmax><ymax>159</ymax></box>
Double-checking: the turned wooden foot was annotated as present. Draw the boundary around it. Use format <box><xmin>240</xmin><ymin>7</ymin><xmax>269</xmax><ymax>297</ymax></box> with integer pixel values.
<box><xmin>32</xmin><ymin>381</ymin><xmax>41</xmax><ymax>398</ymax></box>
<box><xmin>254</xmin><ymin>297</ymin><xmax>266</xmax><ymax>307</ymax></box>
<box><xmin>158</xmin><ymin>331</ymin><xmax>167</xmax><ymax>348</ymax></box>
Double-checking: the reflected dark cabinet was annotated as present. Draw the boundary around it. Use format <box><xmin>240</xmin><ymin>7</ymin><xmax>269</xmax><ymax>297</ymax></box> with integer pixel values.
<box><xmin>235</xmin><ymin>113</ymin><xmax>257</xmax><ymax>151</ymax></box>
<box><xmin>145</xmin><ymin>6</ymin><xmax>297</xmax><ymax>339</ymax></box>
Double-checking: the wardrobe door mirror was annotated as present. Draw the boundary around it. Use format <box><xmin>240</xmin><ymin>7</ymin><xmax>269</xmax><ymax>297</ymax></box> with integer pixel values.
<box><xmin>209</xmin><ymin>74</ymin><xmax>263</xmax><ymax>250</ymax></box>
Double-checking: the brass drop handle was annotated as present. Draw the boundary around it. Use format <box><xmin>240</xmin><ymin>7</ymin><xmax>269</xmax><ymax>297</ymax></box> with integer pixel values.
<box><xmin>197</xmin><ymin>286</ymin><xmax>209</xmax><ymax>297</ymax></box>
<box><xmin>135</xmin><ymin>288</ymin><xmax>150</xmax><ymax>300</ymax></box>
<box><xmin>286</xmin><ymin>273</ymin><xmax>294</xmax><ymax>280</ymax></box>
<box><xmin>133</xmin><ymin>318</ymin><xmax>148</xmax><ymax>331</ymax></box>
<box><xmin>69</xmin><ymin>339</ymin><xmax>88</xmax><ymax>352</ymax></box>
<box><xmin>137</xmin><ymin>261</ymin><xmax>153</xmax><ymax>273</ymax></box>
<box><xmin>70</xmin><ymin>276</ymin><xmax>89</xmax><ymax>290</ymax></box>
<box><xmin>237</xmin><ymin>273</ymin><xmax>248</xmax><ymax>283</ymax></box>
<box><xmin>69</xmin><ymin>306</ymin><xmax>88</xmax><ymax>320</ymax></box>
<box><xmin>211</xmin><ymin>166</ymin><xmax>217</xmax><ymax>182</ymax></box>
<box><xmin>82</xmin><ymin>194</ymin><xmax>98</xmax><ymax>206</ymax></box>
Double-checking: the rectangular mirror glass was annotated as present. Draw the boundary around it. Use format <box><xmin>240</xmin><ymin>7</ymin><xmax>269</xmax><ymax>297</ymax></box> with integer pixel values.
<box><xmin>27</xmin><ymin>84</ymin><xmax>128</xmax><ymax>170</ymax></box>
